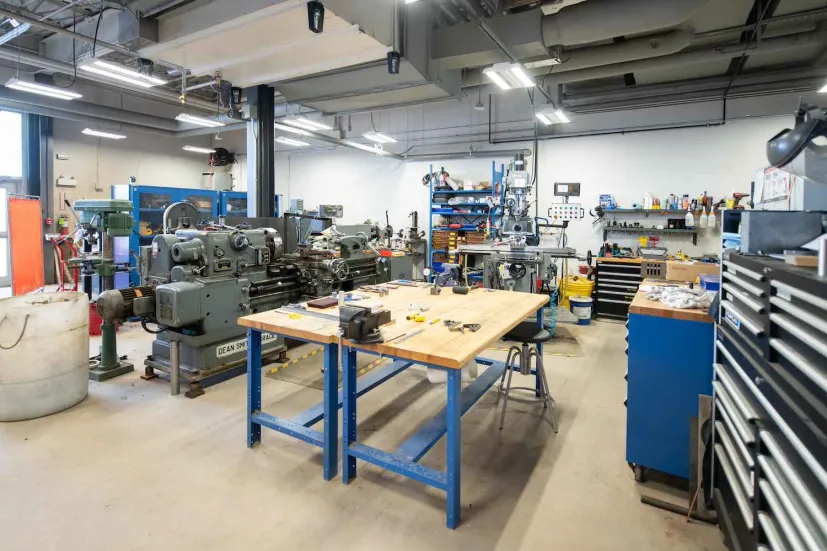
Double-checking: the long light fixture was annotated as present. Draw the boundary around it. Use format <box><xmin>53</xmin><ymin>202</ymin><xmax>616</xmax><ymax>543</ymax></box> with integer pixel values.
<box><xmin>82</xmin><ymin>128</ymin><xmax>126</xmax><ymax>140</ymax></box>
<box><xmin>284</xmin><ymin>117</ymin><xmax>332</xmax><ymax>131</ymax></box>
<box><xmin>182</xmin><ymin>145</ymin><xmax>215</xmax><ymax>154</ymax></box>
<box><xmin>363</xmin><ymin>131</ymin><xmax>397</xmax><ymax>144</ymax></box>
<box><xmin>535</xmin><ymin>106</ymin><xmax>571</xmax><ymax>125</ymax></box>
<box><xmin>483</xmin><ymin>62</ymin><xmax>535</xmax><ymax>90</ymax></box>
<box><xmin>0</xmin><ymin>21</ymin><xmax>31</xmax><ymax>47</ymax></box>
<box><xmin>276</xmin><ymin>136</ymin><xmax>310</xmax><ymax>147</ymax></box>
<box><xmin>274</xmin><ymin>122</ymin><xmax>310</xmax><ymax>136</ymax></box>
<box><xmin>80</xmin><ymin>59</ymin><xmax>166</xmax><ymax>88</ymax></box>
<box><xmin>6</xmin><ymin>77</ymin><xmax>82</xmax><ymax>100</ymax></box>
<box><xmin>344</xmin><ymin>140</ymin><xmax>390</xmax><ymax>156</ymax></box>
<box><xmin>820</xmin><ymin>83</ymin><xmax>827</xmax><ymax>93</ymax></box>
<box><xmin>176</xmin><ymin>113</ymin><xmax>225</xmax><ymax>128</ymax></box>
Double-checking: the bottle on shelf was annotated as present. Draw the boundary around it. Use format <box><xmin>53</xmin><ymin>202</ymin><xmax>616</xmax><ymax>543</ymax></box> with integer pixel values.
<box><xmin>699</xmin><ymin>208</ymin><xmax>708</xmax><ymax>229</ymax></box>
<box><xmin>685</xmin><ymin>208</ymin><xmax>695</xmax><ymax>229</ymax></box>
<box><xmin>708</xmin><ymin>208</ymin><xmax>717</xmax><ymax>229</ymax></box>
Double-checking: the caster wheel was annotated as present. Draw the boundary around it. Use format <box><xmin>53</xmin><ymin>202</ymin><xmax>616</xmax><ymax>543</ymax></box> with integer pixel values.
<box><xmin>633</xmin><ymin>464</ymin><xmax>647</xmax><ymax>483</ymax></box>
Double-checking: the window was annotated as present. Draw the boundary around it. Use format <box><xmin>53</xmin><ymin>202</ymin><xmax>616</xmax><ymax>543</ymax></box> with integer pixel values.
<box><xmin>0</xmin><ymin>111</ymin><xmax>22</xmax><ymax>178</ymax></box>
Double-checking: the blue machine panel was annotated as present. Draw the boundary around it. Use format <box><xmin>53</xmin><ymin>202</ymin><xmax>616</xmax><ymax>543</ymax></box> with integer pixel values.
<box><xmin>626</xmin><ymin>313</ymin><xmax>714</xmax><ymax>479</ymax></box>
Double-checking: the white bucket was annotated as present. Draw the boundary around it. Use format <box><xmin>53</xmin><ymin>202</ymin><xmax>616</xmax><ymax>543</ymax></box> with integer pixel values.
<box><xmin>569</xmin><ymin>296</ymin><xmax>593</xmax><ymax>326</ymax></box>
<box><xmin>0</xmin><ymin>292</ymin><xmax>89</xmax><ymax>421</ymax></box>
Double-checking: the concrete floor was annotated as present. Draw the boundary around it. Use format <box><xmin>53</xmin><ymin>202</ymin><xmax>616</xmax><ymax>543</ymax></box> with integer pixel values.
<box><xmin>0</xmin><ymin>319</ymin><xmax>725</xmax><ymax>551</ymax></box>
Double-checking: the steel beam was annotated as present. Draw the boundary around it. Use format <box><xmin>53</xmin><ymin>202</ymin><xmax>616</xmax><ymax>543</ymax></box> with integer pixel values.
<box><xmin>246</xmin><ymin>84</ymin><xmax>275</xmax><ymax>218</ymax></box>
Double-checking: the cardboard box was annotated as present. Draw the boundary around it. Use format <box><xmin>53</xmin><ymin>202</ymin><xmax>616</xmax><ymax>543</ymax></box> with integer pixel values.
<box><xmin>666</xmin><ymin>261</ymin><xmax>719</xmax><ymax>283</ymax></box>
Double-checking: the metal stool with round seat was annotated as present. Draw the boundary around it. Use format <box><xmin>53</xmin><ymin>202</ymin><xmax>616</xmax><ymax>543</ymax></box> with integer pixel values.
<box><xmin>496</xmin><ymin>321</ymin><xmax>558</xmax><ymax>432</ymax></box>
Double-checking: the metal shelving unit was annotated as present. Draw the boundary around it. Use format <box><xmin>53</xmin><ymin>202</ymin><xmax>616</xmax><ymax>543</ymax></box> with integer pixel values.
<box><xmin>427</xmin><ymin>161</ymin><xmax>504</xmax><ymax>271</ymax></box>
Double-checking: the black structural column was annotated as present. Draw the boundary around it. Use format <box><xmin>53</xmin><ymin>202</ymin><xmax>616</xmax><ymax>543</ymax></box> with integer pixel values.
<box><xmin>245</xmin><ymin>85</ymin><xmax>276</xmax><ymax>217</ymax></box>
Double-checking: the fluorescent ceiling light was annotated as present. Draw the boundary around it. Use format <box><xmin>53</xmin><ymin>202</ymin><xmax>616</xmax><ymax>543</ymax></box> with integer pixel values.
<box><xmin>0</xmin><ymin>22</ymin><xmax>30</xmax><ymax>46</ymax></box>
<box><xmin>363</xmin><ymin>131</ymin><xmax>397</xmax><ymax>144</ymax></box>
<box><xmin>284</xmin><ymin>117</ymin><xmax>332</xmax><ymax>131</ymax></box>
<box><xmin>535</xmin><ymin>107</ymin><xmax>571</xmax><ymax>125</ymax></box>
<box><xmin>344</xmin><ymin>140</ymin><xmax>390</xmax><ymax>156</ymax></box>
<box><xmin>82</xmin><ymin>128</ymin><xmax>126</xmax><ymax>140</ymax></box>
<box><xmin>510</xmin><ymin>65</ymin><xmax>535</xmax><ymax>88</ymax></box>
<box><xmin>6</xmin><ymin>77</ymin><xmax>82</xmax><ymax>100</ymax></box>
<box><xmin>274</xmin><ymin>122</ymin><xmax>310</xmax><ymax>136</ymax></box>
<box><xmin>483</xmin><ymin>62</ymin><xmax>536</xmax><ymax>90</ymax></box>
<box><xmin>176</xmin><ymin>113</ymin><xmax>225</xmax><ymax>128</ymax></box>
<box><xmin>80</xmin><ymin>59</ymin><xmax>166</xmax><ymax>88</ymax></box>
<box><xmin>182</xmin><ymin>145</ymin><xmax>215</xmax><ymax>154</ymax></box>
<box><xmin>276</xmin><ymin>136</ymin><xmax>310</xmax><ymax>147</ymax></box>
<box><xmin>820</xmin><ymin>83</ymin><xmax>827</xmax><ymax>93</ymax></box>
<box><xmin>405</xmin><ymin>0</ymin><xmax>420</xmax><ymax>3</ymax></box>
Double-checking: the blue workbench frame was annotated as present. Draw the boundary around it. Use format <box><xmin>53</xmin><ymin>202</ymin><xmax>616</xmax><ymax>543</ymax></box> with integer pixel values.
<box><xmin>245</xmin><ymin>305</ymin><xmax>547</xmax><ymax>528</ymax></box>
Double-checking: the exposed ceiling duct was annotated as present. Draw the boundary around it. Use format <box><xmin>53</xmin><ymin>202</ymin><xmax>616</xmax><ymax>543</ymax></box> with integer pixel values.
<box><xmin>543</xmin><ymin>28</ymin><xmax>827</xmax><ymax>86</ymax></box>
<box><xmin>461</xmin><ymin>28</ymin><xmax>695</xmax><ymax>86</ymax></box>
<box><xmin>540</xmin><ymin>0</ymin><xmax>708</xmax><ymax>47</ymax></box>
<box><xmin>434</xmin><ymin>0</ymin><xmax>708</xmax><ymax>70</ymax></box>
<box><xmin>0</xmin><ymin>47</ymin><xmax>218</xmax><ymax>112</ymax></box>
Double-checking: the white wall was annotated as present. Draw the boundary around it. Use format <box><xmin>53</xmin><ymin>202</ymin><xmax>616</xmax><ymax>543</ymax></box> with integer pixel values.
<box><xmin>274</xmin><ymin>117</ymin><xmax>790</xmax><ymax>263</ymax></box>
<box><xmin>52</xmin><ymin>119</ymin><xmax>214</xmax><ymax>222</ymax></box>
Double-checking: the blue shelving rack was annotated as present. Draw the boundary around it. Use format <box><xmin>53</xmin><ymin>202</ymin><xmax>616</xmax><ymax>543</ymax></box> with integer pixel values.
<box><xmin>112</xmin><ymin>184</ymin><xmax>219</xmax><ymax>287</ymax></box>
<box><xmin>428</xmin><ymin>161</ymin><xmax>504</xmax><ymax>273</ymax></box>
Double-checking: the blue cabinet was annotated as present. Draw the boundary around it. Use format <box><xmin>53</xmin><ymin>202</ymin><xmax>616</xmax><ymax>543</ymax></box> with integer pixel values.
<box><xmin>626</xmin><ymin>312</ymin><xmax>714</xmax><ymax>479</ymax></box>
<box><xmin>219</xmin><ymin>190</ymin><xmax>247</xmax><ymax>216</ymax></box>
<box><xmin>111</xmin><ymin>185</ymin><xmax>218</xmax><ymax>286</ymax></box>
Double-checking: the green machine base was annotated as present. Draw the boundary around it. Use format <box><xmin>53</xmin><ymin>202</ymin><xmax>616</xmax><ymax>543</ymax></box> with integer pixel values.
<box><xmin>89</xmin><ymin>359</ymin><xmax>134</xmax><ymax>382</ymax></box>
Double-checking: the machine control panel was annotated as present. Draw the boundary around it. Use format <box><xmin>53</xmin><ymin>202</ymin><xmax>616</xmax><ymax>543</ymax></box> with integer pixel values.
<box><xmin>548</xmin><ymin>203</ymin><xmax>584</xmax><ymax>221</ymax></box>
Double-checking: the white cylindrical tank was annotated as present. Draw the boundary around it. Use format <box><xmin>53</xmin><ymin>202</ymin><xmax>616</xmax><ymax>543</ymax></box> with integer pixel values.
<box><xmin>0</xmin><ymin>292</ymin><xmax>89</xmax><ymax>421</ymax></box>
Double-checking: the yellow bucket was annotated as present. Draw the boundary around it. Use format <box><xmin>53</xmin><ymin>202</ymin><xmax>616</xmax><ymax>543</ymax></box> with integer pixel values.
<box><xmin>561</xmin><ymin>276</ymin><xmax>594</xmax><ymax>309</ymax></box>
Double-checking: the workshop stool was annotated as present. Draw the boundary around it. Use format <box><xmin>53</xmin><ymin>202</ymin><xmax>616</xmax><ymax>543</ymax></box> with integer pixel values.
<box><xmin>496</xmin><ymin>321</ymin><xmax>558</xmax><ymax>432</ymax></box>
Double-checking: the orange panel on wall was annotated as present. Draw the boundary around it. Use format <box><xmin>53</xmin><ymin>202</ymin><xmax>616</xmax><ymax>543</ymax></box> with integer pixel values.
<box><xmin>8</xmin><ymin>197</ymin><xmax>44</xmax><ymax>295</ymax></box>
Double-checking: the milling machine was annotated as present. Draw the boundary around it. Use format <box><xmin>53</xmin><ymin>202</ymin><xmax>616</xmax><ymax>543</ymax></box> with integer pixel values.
<box><xmin>457</xmin><ymin>154</ymin><xmax>577</xmax><ymax>293</ymax></box>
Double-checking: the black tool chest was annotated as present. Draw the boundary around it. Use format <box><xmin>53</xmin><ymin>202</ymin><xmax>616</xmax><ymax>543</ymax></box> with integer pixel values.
<box><xmin>714</xmin><ymin>252</ymin><xmax>827</xmax><ymax>551</ymax></box>
<box><xmin>594</xmin><ymin>259</ymin><xmax>642</xmax><ymax>320</ymax></box>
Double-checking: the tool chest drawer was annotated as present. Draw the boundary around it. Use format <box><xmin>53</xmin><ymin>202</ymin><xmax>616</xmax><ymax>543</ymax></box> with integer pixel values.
<box><xmin>713</xmin><ymin>252</ymin><xmax>827</xmax><ymax>551</ymax></box>
<box><xmin>595</xmin><ymin>260</ymin><xmax>641</xmax><ymax>320</ymax></box>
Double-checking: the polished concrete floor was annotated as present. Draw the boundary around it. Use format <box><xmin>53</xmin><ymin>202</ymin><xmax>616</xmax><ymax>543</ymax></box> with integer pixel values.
<box><xmin>0</xmin><ymin>319</ymin><xmax>725</xmax><ymax>551</ymax></box>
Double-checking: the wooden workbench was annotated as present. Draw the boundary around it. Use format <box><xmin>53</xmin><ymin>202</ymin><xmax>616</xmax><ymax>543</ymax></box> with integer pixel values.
<box><xmin>239</xmin><ymin>283</ymin><xmax>551</xmax><ymax>529</ymax></box>
<box><xmin>628</xmin><ymin>279</ymin><xmax>714</xmax><ymax>323</ymax></box>
<box><xmin>240</xmin><ymin>285</ymin><xmax>549</xmax><ymax>369</ymax></box>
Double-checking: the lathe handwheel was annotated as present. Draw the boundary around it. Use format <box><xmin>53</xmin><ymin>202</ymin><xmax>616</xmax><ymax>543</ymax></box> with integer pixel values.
<box><xmin>331</xmin><ymin>258</ymin><xmax>350</xmax><ymax>280</ymax></box>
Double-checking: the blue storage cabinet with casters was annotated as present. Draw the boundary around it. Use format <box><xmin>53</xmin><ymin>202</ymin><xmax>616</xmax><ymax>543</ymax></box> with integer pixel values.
<box><xmin>625</xmin><ymin>286</ymin><xmax>715</xmax><ymax>481</ymax></box>
<box><xmin>111</xmin><ymin>184</ymin><xmax>219</xmax><ymax>287</ymax></box>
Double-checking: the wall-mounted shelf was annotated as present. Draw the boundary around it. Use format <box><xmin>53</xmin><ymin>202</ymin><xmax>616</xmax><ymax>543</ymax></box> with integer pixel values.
<box><xmin>431</xmin><ymin>189</ymin><xmax>493</xmax><ymax>195</ymax></box>
<box><xmin>603</xmin><ymin>226</ymin><xmax>698</xmax><ymax>245</ymax></box>
<box><xmin>604</xmin><ymin>209</ymin><xmax>691</xmax><ymax>216</ymax></box>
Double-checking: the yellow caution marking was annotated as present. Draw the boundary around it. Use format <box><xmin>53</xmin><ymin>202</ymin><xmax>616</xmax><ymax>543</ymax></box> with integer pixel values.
<box><xmin>268</xmin><ymin>346</ymin><xmax>324</xmax><ymax>374</ymax></box>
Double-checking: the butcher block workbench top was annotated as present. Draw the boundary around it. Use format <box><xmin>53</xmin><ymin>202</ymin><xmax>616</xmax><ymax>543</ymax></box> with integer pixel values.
<box><xmin>628</xmin><ymin>279</ymin><xmax>715</xmax><ymax>323</ymax></box>
<box><xmin>239</xmin><ymin>284</ymin><xmax>549</xmax><ymax>369</ymax></box>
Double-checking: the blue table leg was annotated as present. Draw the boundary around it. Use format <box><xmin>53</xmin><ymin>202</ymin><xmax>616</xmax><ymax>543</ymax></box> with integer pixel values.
<box><xmin>446</xmin><ymin>367</ymin><xmax>462</xmax><ymax>529</ymax></box>
<box><xmin>535</xmin><ymin>306</ymin><xmax>544</xmax><ymax>397</ymax></box>
<box><xmin>322</xmin><ymin>342</ymin><xmax>339</xmax><ymax>481</ymax></box>
<box><xmin>247</xmin><ymin>328</ymin><xmax>262</xmax><ymax>448</ymax></box>
<box><xmin>342</xmin><ymin>346</ymin><xmax>358</xmax><ymax>484</ymax></box>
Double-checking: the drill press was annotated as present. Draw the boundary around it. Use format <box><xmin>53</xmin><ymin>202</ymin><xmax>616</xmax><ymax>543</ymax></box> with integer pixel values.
<box><xmin>70</xmin><ymin>199</ymin><xmax>136</xmax><ymax>381</ymax></box>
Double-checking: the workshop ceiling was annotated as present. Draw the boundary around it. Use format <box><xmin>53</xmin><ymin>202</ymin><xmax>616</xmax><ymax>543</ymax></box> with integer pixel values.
<box><xmin>0</xmin><ymin>0</ymin><xmax>823</xmax><ymax>134</ymax></box>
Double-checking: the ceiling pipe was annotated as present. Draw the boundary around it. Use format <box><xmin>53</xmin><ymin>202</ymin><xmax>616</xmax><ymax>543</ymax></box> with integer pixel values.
<box><xmin>453</xmin><ymin>0</ymin><xmax>487</xmax><ymax>20</ymax></box>
<box><xmin>0</xmin><ymin>5</ymin><xmax>183</xmax><ymax>72</ymax></box>
<box><xmin>545</xmin><ymin>29</ymin><xmax>827</xmax><ymax>85</ymax></box>
<box><xmin>541</xmin><ymin>0</ymin><xmax>709</xmax><ymax>47</ymax></box>
<box><xmin>0</xmin><ymin>46</ymin><xmax>219</xmax><ymax>112</ymax></box>
<box><xmin>403</xmin><ymin>148</ymin><xmax>531</xmax><ymax>161</ymax></box>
